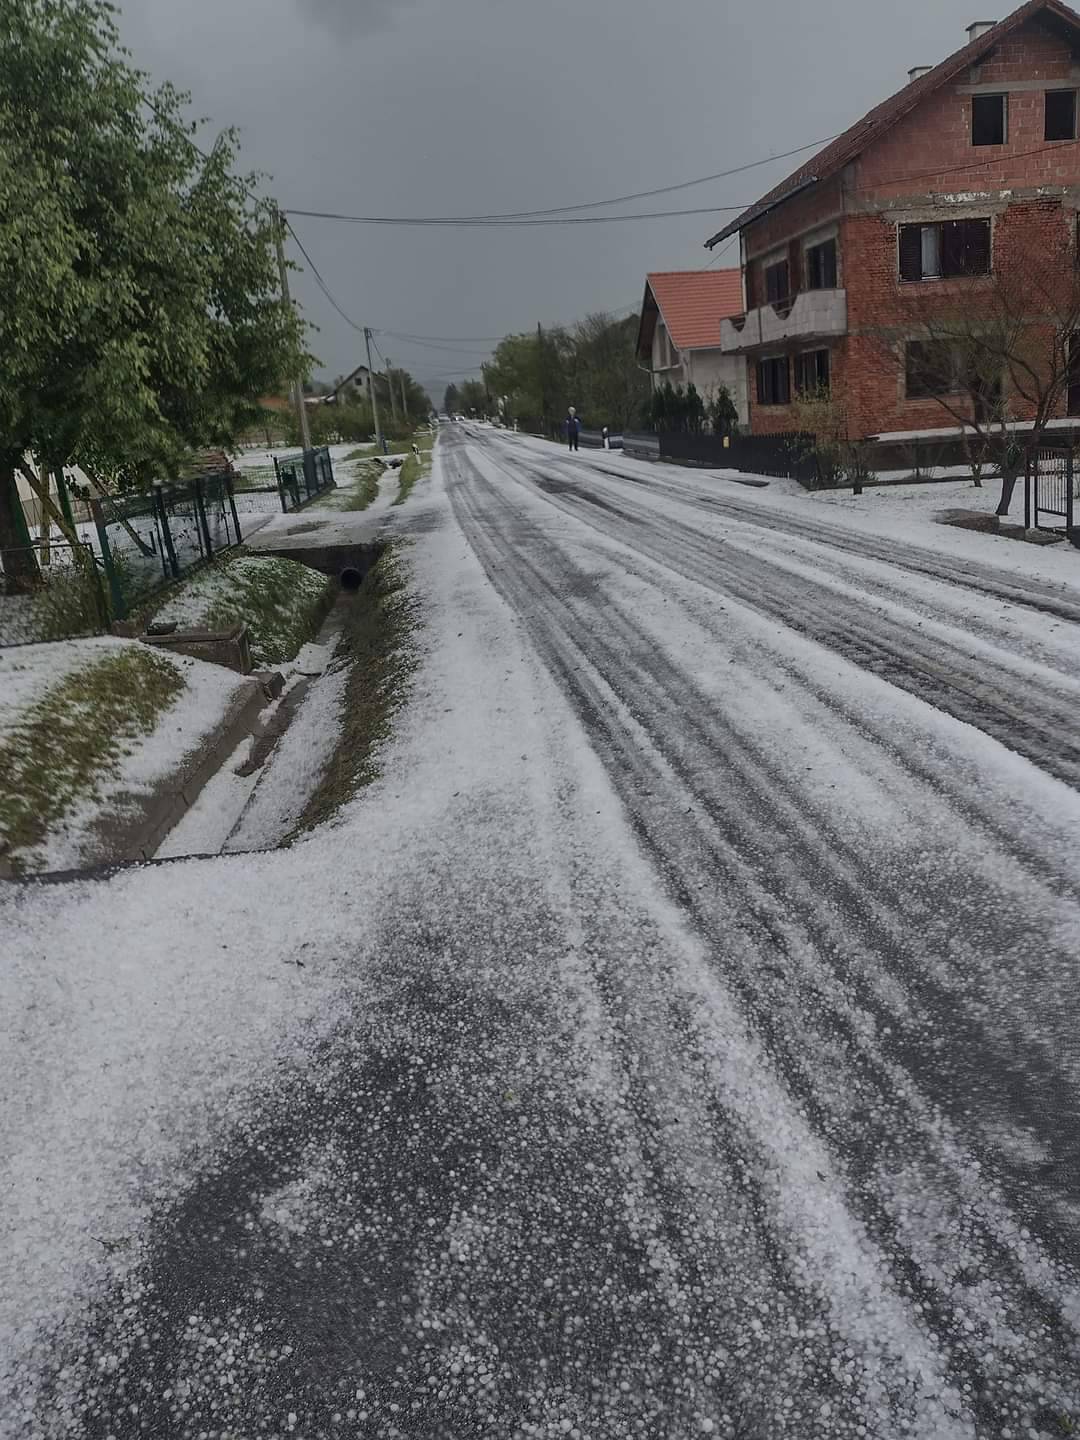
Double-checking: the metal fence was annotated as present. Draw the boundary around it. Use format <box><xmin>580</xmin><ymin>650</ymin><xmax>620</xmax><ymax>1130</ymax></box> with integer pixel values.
<box><xmin>656</xmin><ymin>430</ymin><xmax>821</xmax><ymax>483</ymax></box>
<box><xmin>90</xmin><ymin>472</ymin><xmax>243</xmax><ymax>619</ymax></box>
<box><xmin>1026</xmin><ymin>443</ymin><xmax>1080</xmax><ymax>531</ymax></box>
<box><xmin>0</xmin><ymin>540</ymin><xmax>110</xmax><ymax>647</ymax></box>
<box><xmin>274</xmin><ymin>446</ymin><xmax>336</xmax><ymax>512</ymax></box>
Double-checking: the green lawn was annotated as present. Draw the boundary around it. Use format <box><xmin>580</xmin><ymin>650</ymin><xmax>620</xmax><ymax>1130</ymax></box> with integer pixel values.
<box><xmin>147</xmin><ymin>552</ymin><xmax>335</xmax><ymax>668</ymax></box>
<box><xmin>0</xmin><ymin>647</ymin><xmax>184</xmax><ymax>868</ymax></box>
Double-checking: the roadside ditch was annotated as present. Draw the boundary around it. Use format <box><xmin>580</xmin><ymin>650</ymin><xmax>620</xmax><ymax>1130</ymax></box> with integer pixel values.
<box><xmin>2</xmin><ymin>540</ymin><xmax>418</xmax><ymax>880</ymax></box>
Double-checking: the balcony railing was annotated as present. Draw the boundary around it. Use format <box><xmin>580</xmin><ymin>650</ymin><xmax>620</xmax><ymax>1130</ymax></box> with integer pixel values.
<box><xmin>720</xmin><ymin>288</ymin><xmax>847</xmax><ymax>353</ymax></box>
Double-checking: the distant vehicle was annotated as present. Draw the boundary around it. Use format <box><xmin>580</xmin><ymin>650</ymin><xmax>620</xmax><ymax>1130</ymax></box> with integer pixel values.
<box><xmin>453</xmin><ymin>413</ymin><xmax>467</xmax><ymax>423</ymax></box>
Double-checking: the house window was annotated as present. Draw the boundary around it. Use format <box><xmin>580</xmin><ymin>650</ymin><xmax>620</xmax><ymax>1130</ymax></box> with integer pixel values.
<box><xmin>804</xmin><ymin>238</ymin><xmax>838</xmax><ymax>290</ymax></box>
<box><xmin>899</xmin><ymin>219</ymin><xmax>991</xmax><ymax>280</ymax></box>
<box><xmin>794</xmin><ymin>349</ymin><xmax>831</xmax><ymax>395</ymax></box>
<box><xmin>757</xmin><ymin>355</ymin><xmax>791</xmax><ymax>405</ymax></box>
<box><xmin>1046</xmin><ymin>89</ymin><xmax>1077</xmax><ymax>141</ymax></box>
<box><xmin>905</xmin><ymin>340</ymin><xmax>954</xmax><ymax>399</ymax></box>
<box><xmin>972</xmin><ymin>93</ymin><xmax>1006</xmax><ymax>145</ymax></box>
<box><xmin>764</xmin><ymin>259</ymin><xmax>790</xmax><ymax>304</ymax></box>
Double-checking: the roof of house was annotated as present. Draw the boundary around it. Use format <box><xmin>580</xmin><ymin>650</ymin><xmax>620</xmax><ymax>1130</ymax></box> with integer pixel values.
<box><xmin>637</xmin><ymin>270</ymin><xmax>744</xmax><ymax>357</ymax></box>
<box><xmin>705</xmin><ymin>0</ymin><xmax>1080</xmax><ymax>248</ymax></box>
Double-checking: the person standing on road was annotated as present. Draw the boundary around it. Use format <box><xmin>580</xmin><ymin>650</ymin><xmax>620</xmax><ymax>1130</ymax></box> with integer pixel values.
<box><xmin>566</xmin><ymin>407</ymin><xmax>581</xmax><ymax>452</ymax></box>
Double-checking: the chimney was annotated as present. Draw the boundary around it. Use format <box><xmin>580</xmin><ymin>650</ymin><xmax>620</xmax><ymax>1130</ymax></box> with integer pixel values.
<box><xmin>908</xmin><ymin>65</ymin><xmax>933</xmax><ymax>81</ymax></box>
<box><xmin>966</xmin><ymin>20</ymin><xmax>997</xmax><ymax>41</ymax></box>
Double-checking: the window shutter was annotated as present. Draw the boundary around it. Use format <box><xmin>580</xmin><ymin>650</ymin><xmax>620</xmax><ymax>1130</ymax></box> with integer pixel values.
<box><xmin>778</xmin><ymin>357</ymin><xmax>791</xmax><ymax>405</ymax></box>
<box><xmin>964</xmin><ymin>219</ymin><xmax>991</xmax><ymax>275</ymax></box>
<box><xmin>899</xmin><ymin>225</ymin><xmax>923</xmax><ymax>281</ymax></box>
<box><xmin>822</xmin><ymin>239</ymin><xmax>838</xmax><ymax>289</ymax></box>
<box><xmin>746</xmin><ymin>266</ymin><xmax>758</xmax><ymax>310</ymax></box>
<box><xmin>941</xmin><ymin>221</ymin><xmax>965</xmax><ymax>276</ymax></box>
<box><xmin>756</xmin><ymin>359</ymin><xmax>768</xmax><ymax>403</ymax></box>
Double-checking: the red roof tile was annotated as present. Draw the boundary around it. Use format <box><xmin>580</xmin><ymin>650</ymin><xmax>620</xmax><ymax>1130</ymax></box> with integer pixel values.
<box><xmin>643</xmin><ymin>270</ymin><xmax>744</xmax><ymax>352</ymax></box>
<box><xmin>706</xmin><ymin>0</ymin><xmax>1080</xmax><ymax>248</ymax></box>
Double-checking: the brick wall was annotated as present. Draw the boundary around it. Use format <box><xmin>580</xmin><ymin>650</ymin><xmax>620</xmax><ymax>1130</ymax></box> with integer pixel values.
<box><xmin>842</xmin><ymin>198</ymin><xmax>1075</xmax><ymax>436</ymax></box>
<box><xmin>740</xmin><ymin>18</ymin><xmax>1080</xmax><ymax>438</ymax></box>
<box><xmin>855</xmin><ymin>25</ymin><xmax>1080</xmax><ymax>201</ymax></box>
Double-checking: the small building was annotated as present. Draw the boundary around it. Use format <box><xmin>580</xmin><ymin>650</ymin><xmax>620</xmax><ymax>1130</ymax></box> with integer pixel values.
<box><xmin>706</xmin><ymin>0</ymin><xmax>1080</xmax><ymax>443</ymax></box>
<box><xmin>635</xmin><ymin>270</ymin><xmax>749</xmax><ymax>425</ymax></box>
<box><xmin>326</xmin><ymin>365</ymin><xmax>373</xmax><ymax>405</ymax></box>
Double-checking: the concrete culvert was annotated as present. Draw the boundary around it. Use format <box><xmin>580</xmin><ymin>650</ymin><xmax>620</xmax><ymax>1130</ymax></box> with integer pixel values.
<box><xmin>340</xmin><ymin>567</ymin><xmax>364</xmax><ymax>592</ymax></box>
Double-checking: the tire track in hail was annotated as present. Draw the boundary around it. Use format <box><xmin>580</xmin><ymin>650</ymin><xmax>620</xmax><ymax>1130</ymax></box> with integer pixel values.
<box><xmin>443</xmin><ymin>436</ymin><xmax>1080</xmax><ymax>1428</ymax></box>
<box><xmin>486</xmin><ymin>442</ymin><xmax>1080</xmax><ymax>791</ymax></box>
<box><xmin>468</xmin><ymin>440</ymin><xmax>1080</xmax><ymax>1231</ymax></box>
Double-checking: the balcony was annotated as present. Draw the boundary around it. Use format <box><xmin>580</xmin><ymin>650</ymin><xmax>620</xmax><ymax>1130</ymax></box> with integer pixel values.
<box><xmin>720</xmin><ymin>288</ymin><xmax>847</xmax><ymax>354</ymax></box>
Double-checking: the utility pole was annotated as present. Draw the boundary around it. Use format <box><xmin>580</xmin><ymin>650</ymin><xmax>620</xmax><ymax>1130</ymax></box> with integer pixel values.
<box><xmin>364</xmin><ymin>327</ymin><xmax>384</xmax><ymax>451</ymax></box>
<box><xmin>385</xmin><ymin>356</ymin><xmax>399</xmax><ymax>424</ymax></box>
<box><xmin>399</xmin><ymin>369</ymin><xmax>408</xmax><ymax>423</ymax></box>
<box><xmin>274</xmin><ymin>211</ymin><xmax>312</xmax><ymax>453</ymax></box>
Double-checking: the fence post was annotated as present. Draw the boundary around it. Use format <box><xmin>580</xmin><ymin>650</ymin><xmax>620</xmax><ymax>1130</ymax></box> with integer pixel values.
<box><xmin>226</xmin><ymin>473</ymin><xmax>242</xmax><ymax>544</ymax></box>
<box><xmin>193</xmin><ymin>477</ymin><xmax>214</xmax><ymax>559</ymax></box>
<box><xmin>1024</xmin><ymin>452</ymin><xmax>1032</xmax><ymax>530</ymax></box>
<box><xmin>274</xmin><ymin>455</ymin><xmax>288</xmax><ymax>513</ymax></box>
<box><xmin>154</xmin><ymin>485</ymin><xmax>180</xmax><ymax>578</ymax></box>
<box><xmin>90</xmin><ymin>498</ymin><xmax>127</xmax><ymax>621</ymax></box>
<box><xmin>1069</xmin><ymin>448</ymin><xmax>1075</xmax><ymax>535</ymax></box>
<box><xmin>55</xmin><ymin>470</ymin><xmax>76</xmax><ymax>532</ymax></box>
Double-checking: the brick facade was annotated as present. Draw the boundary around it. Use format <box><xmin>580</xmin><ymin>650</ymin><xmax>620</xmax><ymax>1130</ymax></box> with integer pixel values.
<box><xmin>738</xmin><ymin>13</ymin><xmax>1080</xmax><ymax>439</ymax></box>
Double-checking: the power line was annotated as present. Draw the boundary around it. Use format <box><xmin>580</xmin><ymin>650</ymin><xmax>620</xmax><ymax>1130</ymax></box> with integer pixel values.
<box><xmin>283</xmin><ymin>202</ymin><xmax>755</xmax><ymax>228</ymax></box>
<box><xmin>283</xmin><ymin>218</ymin><xmax>366</xmax><ymax>333</ymax></box>
<box><xmin>288</xmin><ymin>136</ymin><xmax>837</xmax><ymax>227</ymax></box>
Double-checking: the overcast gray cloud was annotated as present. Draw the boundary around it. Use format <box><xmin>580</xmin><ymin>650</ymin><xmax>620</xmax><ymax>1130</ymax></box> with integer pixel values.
<box><xmin>297</xmin><ymin>0</ymin><xmax>413</xmax><ymax>39</ymax></box>
<box><xmin>113</xmin><ymin>0</ymin><xmax>981</xmax><ymax>399</ymax></box>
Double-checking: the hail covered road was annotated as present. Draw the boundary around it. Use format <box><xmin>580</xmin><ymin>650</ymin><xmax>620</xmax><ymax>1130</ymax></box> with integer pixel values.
<box><xmin>4</xmin><ymin>425</ymin><xmax>1080</xmax><ymax>1440</ymax></box>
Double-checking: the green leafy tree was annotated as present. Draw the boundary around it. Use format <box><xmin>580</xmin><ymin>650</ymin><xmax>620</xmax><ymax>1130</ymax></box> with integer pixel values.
<box><xmin>0</xmin><ymin>0</ymin><xmax>309</xmax><ymax>584</ymax></box>
<box><xmin>709</xmin><ymin>385</ymin><xmax>740</xmax><ymax>437</ymax></box>
<box><xmin>571</xmin><ymin>312</ymin><xmax>650</xmax><ymax>431</ymax></box>
<box><xmin>458</xmin><ymin>379</ymin><xmax>487</xmax><ymax>415</ymax></box>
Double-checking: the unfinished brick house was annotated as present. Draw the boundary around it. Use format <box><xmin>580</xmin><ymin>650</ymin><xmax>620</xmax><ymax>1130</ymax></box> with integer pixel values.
<box><xmin>706</xmin><ymin>0</ymin><xmax>1080</xmax><ymax>443</ymax></box>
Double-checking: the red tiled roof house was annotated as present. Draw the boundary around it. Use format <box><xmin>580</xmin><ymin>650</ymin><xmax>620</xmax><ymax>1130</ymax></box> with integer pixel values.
<box><xmin>635</xmin><ymin>270</ymin><xmax>749</xmax><ymax>425</ymax></box>
<box><xmin>707</xmin><ymin>0</ymin><xmax>1080</xmax><ymax>444</ymax></box>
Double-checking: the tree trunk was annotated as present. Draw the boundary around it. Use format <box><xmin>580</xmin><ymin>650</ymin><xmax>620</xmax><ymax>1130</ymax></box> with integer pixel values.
<box><xmin>996</xmin><ymin>468</ymin><xmax>1020</xmax><ymax>516</ymax></box>
<box><xmin>0</xmin><ymin>456</ymin><xmax>40</xmax><ymax>590</ymax></box>
<box><xmin>18</xmin><ymin>462</ymin><xmax>81</xmax><ymax>550</ymax></box>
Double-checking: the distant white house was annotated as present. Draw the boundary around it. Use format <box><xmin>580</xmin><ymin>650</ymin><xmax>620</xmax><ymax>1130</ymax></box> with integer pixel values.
<box><xmin>635</xmin><ymin>270</ymin><xmax>748</xmax><ymax>426</ymax></box>
<box><xmin>320</xmin><ymin>364</ymin><xmax>374</xmax><ymax>405</ymax></box>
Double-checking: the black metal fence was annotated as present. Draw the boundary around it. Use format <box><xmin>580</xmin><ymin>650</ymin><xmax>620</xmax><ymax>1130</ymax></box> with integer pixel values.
<box><xmin>274</xmin><ymin>446</ymin><xmax>336</xmax><ymax>512</ymax></box>
<box><xmin>1026</xmin><ymin>443</ymin><xmax>1080</xmax><ymax>531</ymax></box>
<box><xmin>91</xmin><ymin>472</ymin><xmax>243</xmax><ymax>620</ymax></box>
<box><xmin>653</xmin><ymin>430</ymin><xmax>820</xmax><ymax>484</ymax></box>
<box><xmin>0</xmin><ymin>540</ymin><xmax>110</xmax><ymax>647</ymax></box>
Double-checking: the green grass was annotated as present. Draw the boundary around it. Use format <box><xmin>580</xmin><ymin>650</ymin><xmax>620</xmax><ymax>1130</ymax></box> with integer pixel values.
<box><xmin>292</xmin><ymin>542</ymin><xmax>419</xmax><ymax>837</ymax></box>
<box><xmin>314</xmin><ymin>457</ymin><xmax>382</xmax><ymax>512</ymax></box>
<box><xmin>345</xmin><ymin>445</ymin><xmax>376</xmax><ymax>462</ymax></box>
<box><xmin>0</xmin><ymin>647</ymin><xmax>184</xmax><ymax>868</ymax></box>
<box><xmin>147</xmin><ymin>552</ymin><xmax>335</xmax><ymax>668</ymax></box>
<box><xmin>393</xmin><ymin>432</ymin><xmax>435</xmax><ymax>507</ymax></box>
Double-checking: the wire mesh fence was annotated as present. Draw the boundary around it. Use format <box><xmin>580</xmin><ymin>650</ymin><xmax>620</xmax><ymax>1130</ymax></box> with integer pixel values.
<box><xmin>0</xmin><ymin>540</ymin><xmax>110</xmax><ymax>647</ymax></box>
<box><xmin>4</xmin><ymin>449</ymin><xmax>333</xmax><ymax>648</ymax></box>
<box><xmin>90</xmin><ymin>472</ymin><xmax>244</xmax><ymax>619</ymax></box>
<box><xmin>274</xmin><ymin>446</ymin><xmax>336</xmax><ymax>512</ymax></box>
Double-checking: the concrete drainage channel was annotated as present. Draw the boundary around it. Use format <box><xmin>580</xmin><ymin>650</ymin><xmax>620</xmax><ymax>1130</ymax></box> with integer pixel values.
<box><xmin>14</xmin><ymin>542</ymin><xmax>384</xmax><ymax>885</ymax></box>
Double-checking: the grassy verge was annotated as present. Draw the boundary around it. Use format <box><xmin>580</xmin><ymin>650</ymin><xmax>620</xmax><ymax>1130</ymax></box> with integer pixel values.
<box><xmin>346</xmin><ymin>445</ymin><xmax>376</xmax><ymax>462</ymax></box>
<box><xmin>315</xmin><ymin>456</ymin><xmax>382</xmax><ymax>512</ymax></box>
<box><xmin>0</xmin><ymin>647</ymin><xmax>184</xmax><ymax>868</ymax></box>
<box><xmin>145</xmin><ymin>552</ymin><xmax>335</xmax><ymax>668</ymax></box>
<box><xmin>393</xmin><ymin>432</ymin><xmax>435</xmax><ymax>507</ymax></box>
<box><xmin>291</xmin><ymin>542</ymin><xmax>419</xmax><ymax>837</ymax></box>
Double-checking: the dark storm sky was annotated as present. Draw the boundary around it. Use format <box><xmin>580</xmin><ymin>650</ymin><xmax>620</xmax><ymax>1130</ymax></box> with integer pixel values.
<box><xmin>115</xmin><ymin>0</ymin><xmax>985</xmax><ymax>394</ymax></box>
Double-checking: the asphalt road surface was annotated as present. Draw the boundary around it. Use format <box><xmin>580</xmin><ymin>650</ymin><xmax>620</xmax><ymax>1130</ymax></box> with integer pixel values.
<box><xmin>5</xmin><ymin>426</ymin><xmax>1080</xmax><ymax>1440</ymax></box>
